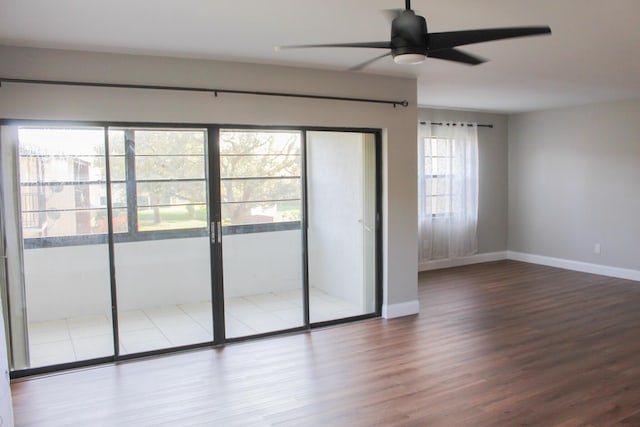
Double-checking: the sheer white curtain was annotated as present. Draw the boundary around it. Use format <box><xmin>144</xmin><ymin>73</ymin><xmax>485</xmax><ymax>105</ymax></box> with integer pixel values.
<box><xmin>418</xmin><ymin>121</ymin><xmax>478</xmax><ymax>262</ymax></box>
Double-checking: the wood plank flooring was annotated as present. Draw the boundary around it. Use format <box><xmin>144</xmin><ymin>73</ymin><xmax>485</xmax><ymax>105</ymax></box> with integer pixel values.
<box><xmin>11</xmin><ymin>260</ymin><xmax>640</xmax><ymax>426</ymax></box>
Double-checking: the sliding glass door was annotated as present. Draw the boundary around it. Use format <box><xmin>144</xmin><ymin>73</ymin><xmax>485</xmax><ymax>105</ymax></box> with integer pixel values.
<box><xmin>219</xmin><ymin>129</ymin><xmax>305</xmax><ymax>338</ymax></box>
<box><xmin>306</xmin><ymin>131</ymin><xmax>378</xmax><ymax>323</ymax></box>
<box><xmin>16</xmin><ymin>127</ymin><xmax>114</xmax><ymax>367</ymax></box>
<box><xmin>109</xmin><ymin>128</ymin><xmax>213</xmax><ymax>354</ymax></box>
<box><xmin>1</xmin><ymin>122</ymin><xmax>380</xmax><ymax>374</ymax></box>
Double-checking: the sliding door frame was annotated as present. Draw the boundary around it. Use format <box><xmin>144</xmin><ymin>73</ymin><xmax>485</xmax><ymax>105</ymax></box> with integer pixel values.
<box><xmin>1</xmin><ymin>119</ymin><xmax>383</xmax><ymax>377</ymax></box>
<box><xmin>207</xmin><ymin>126</ymin><xmax>226</xmax><ymax>343</ymax></box>
<box><xmin>301</xmin><ymin>131</ymin><xmax>311</xmax><ymax>327</ymax></box>
<box><xmin>303</xmin><ymin>128</ymin><xmax>383</xmax><ymax>329</ymax></box>
<box><xmin>103</xmin><ymin>127</ymin><xmax>120</xmax><ymax>358</ymax></box>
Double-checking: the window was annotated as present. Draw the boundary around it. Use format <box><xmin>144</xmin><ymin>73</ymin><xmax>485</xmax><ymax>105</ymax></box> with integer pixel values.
<box><xmin>422</xmin><ymin>136</ymin><xmax>455</xmax><ymax>217</ymax></box>
<box><xmin>418</xmin><ymin>122</ymin><xmax>479</xmax><ymax>261</ymax></box>
<box><xmin>109</xmin><ymin>128</ymin><xmax>208</xmax><ymax>233</ymax></box>
<box><xmin>18</xmin><ymin>126</ymin><xmax>208</xmax><ymax>247</ymax></box>
<box><xmin>219</xmin><ymin>130</ymin><xmax>302</xmax><ymax>230</ymax></box>
<box><xmin>18</xmin><ymin>128</ymin><xmax>110</xmax><ymax>240</ymax></box>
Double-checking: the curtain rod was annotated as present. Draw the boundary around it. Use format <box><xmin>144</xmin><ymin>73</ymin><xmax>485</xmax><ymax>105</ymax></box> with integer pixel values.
<box><xmin>0</xmin><ymin>77</ymin><xmax>409</xmax><ymax>108</ymax></box>
<box><xmin>420</xmin><ymin>121</ymin><xmax>493</xmax><ymax>128</ymax></box>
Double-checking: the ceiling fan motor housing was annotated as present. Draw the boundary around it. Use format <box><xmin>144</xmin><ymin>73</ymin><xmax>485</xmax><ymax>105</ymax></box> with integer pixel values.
<box><xmin>391</xmin><ymin>10</ymin><xmax>429</xmax><ymax>57</ymax></box>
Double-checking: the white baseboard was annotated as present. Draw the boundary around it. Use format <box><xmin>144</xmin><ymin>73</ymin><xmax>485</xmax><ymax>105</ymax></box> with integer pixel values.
<box><xmin>507</xmin><ymin>251</ymin><xmax>640</xmax><ymax>282</ymax></box>
<box><xmin>419</xmin><ymin>251</ymin><xmax>508</xmax><ymax>272</ymax></box>
<box><xmin>417</xmin><ymin>250</ymin><xmax>640</xmax><ymax>282</ymax></box>
<box><xmin>382</xmin><ymin>300</ymin><xmax>420</xmax><ymax>319</ymax></box>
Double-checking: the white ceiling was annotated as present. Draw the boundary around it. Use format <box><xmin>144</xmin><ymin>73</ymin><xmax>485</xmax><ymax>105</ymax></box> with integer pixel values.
<box><xmin>1</xmin><ymin>0</ymin><xmax>640</xmax><ymax>113</ymax></box>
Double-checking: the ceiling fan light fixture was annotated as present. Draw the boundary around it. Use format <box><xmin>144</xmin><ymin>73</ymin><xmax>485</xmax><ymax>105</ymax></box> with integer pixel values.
<box><xmin>393</xmin><ymin>53</ymin><xmax>426</xmax><ymax>65</ymax></box>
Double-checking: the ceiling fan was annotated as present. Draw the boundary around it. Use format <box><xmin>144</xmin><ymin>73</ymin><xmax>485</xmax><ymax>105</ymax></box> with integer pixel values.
<box><xmin>276</xmin><ymin>0</ymin><xmax>551</xmax><ymax>70</ymax></box>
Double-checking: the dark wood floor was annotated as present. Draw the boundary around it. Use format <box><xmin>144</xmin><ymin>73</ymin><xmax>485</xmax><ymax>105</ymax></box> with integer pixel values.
<box><xmin>11</xmin><ymin>260</ymin><xmax>640</xmax><ymax>426</ymax></box>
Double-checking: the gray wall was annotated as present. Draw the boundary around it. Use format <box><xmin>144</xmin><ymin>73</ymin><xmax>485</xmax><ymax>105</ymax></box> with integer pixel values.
<box><xmin>508</xmin><ymin>98</ymin><xmax>640</xmax><ymax>271</ymax></box>
<box><xmin>0</xmin><ymin>45</ymin><xmax>419</xmax><ymax>313</ymax></box>
<box><xmin>418</xmin><ymin>108</ymin><xmax>509</xmax><ymax>255</ymax></box>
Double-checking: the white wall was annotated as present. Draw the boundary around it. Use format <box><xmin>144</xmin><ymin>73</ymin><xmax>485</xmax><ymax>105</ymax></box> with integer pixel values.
<box><xmin>222</xmin><ymin>230</ymin><xmax>302</xmax><ymax>298</ymax></box>
<box><xmin>24</xmin><ymin>232</ymin><xmax>303</xmax><ymax>321</ymax></box>
<box><xmin>0</xmin><ymin>295</ymin><xmax>14</xmax><ymax>426</ymax></box>
<box><xmin>0</xmin><ymin>45</ymin><xmax>419</xmax><ymax>316</ymax></box>
<box><xmin>24</xmin><ymin>244</ymin><xmax>112</xmax><ymax>322</ymax></box>
<box><xmin>0</xmin><ymin>209</ymin><xmax>12</xmax><ymax>423</ymax></box>
<box><xmin>114</xmin><ymin>238</ymin><xmax>212</xmax><ymax>310</ymax></box>
<box><xmin>508</xmin><ymin>98</ymin><xmax>640</xmax><ymax>272</ymax></box>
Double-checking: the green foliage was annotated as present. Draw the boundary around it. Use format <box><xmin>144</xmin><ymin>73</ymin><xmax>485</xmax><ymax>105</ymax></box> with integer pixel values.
<box><xmin>219</xmin><ymin>130</ymin><xmax>301</xmax><ymax>225</ymax></box>
<box><xmin>94</xmin><ymin>129</ymin><xmax>302</xmax><ymax>230</ymax></box>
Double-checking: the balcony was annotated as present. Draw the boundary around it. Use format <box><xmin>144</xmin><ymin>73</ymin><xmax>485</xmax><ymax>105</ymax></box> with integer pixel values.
<box><xmin>23</xmin><ymin>230</ymin><xmax>366</xmax><ymax>368</ymax></box>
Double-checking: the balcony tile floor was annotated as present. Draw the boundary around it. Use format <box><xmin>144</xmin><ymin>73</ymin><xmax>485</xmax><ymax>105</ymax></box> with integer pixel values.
<box><xmin>27</xmin><ymin>288</ymin><xmax>363</xmax><ymax>368</ymax></box>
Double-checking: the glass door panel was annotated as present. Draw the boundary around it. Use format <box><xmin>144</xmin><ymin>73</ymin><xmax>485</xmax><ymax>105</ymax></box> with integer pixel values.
<box><xmin>16</xmin><ymin>127</ymin><xmax>114</xmax><ymax>368</ymax></box>
<box><xmin>306</xmin><ymin>131</ymin><xmax>377</xmax><ymax>323</ymax></box>
<box><xmin>219</xmin><ymin>129</ymin><xmax>304</xmax><ymax>338</ymax></box>
<box><xmin>110</xmin><ymin>128</ymin><xmax>213</xmax><ymax>355</ymax></box>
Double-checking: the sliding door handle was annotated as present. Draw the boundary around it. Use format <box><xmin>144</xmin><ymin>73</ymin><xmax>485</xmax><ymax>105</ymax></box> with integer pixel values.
<box><xmin>210</xmin><ymin>221</ymin><xmax>223</xmax><ymax>244</ymax></box>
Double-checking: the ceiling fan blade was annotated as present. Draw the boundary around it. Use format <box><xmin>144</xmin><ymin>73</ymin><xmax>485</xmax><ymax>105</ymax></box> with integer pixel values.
<box><xmin>276</xmin><ymin>41</ymin><xmax>391</xmax><ymax>51</ymax></box>
<box><xmin>427</xmin><ymin>48</ymin><xmax>486</xmax><ymax>65</ymax></box>
<box><xmin>428</xmin><ymin>26</ymin><xmax>551</xmax><ymax>50</ymax></box>
<box><xmin>349</xmin><ymin>52</ymin><xmax>393</xmax><ymax>71</ymax></box>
